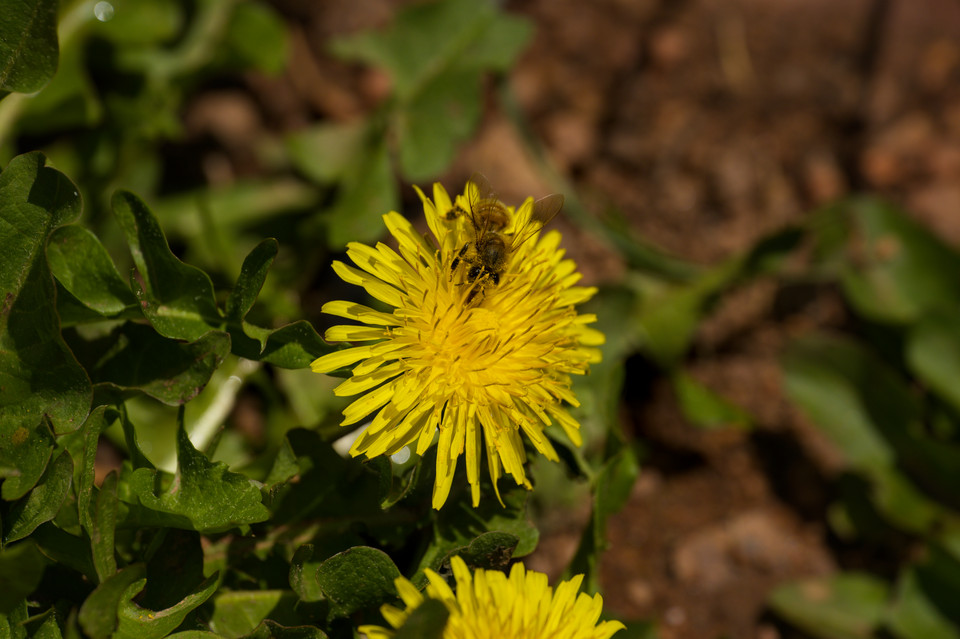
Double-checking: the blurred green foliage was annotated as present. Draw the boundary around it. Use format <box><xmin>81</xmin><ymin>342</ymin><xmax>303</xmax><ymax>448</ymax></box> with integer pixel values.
<box><xmin>0</xmin><ymin>1</ymin><xmax>637</xmax><ymax>638</ymax></box>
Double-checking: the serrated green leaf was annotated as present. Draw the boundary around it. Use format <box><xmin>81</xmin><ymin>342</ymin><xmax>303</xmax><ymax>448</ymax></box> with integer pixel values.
<box><xmin>769</xmin><ymin>573</ymin><xmax>889</xmax><ymax>639</ymax></box>
<box><xmin>394</xmin><ymin>599</ymin><xmax>448</xmax><ymax>639</ymax></box>
<box><xmin>68</xmin><ymin>323</ymin><xmax>231</xmax><ymax>405</ymax></box>
<box><xmin>397</xmin><ymin>68</ymin><xmax>482</xmax><ymax>180</ymax></box>
<box><xmin>2</xmin><ymin>451</ymin><xmax>72</xmax><ymax>544</ymax></box>
<box><xmin>114</xmin><ymin>573</ymin><xmax>218</xmax><ymax>639</ymax></box>
<box><xmin>209</xmin><ymin>591</ymin><xmax>298</xmax><ymax>638</ymax></box>
<box><xmin>0</xmin><ymin>417</ymin><xmax>54</xmax><ymax>500</ymax></box>
<box><xmin>0</xmin><ymin>153</ymin><xmax>90</xmax><ymax>436</ymax></box>
<box><xmin>140</xmin><ymin>530</ymin><xmax>206</xmax><ymax>612</ymax></box>
<box><xmin>0</xmin><ymin>541</ymin><xmax>47</xmax><ymax>613</ymax></box>
<box><xmin>79</xmin><ymin>564</ymin><xmax>146</xmax><ymax>639</ymax></box>
<box><xmin>113</xmin><ymin>190</ymin><xmax>221</xmax><ymax>341</ymax></box>
<box><xmin>0</xmin><ymin>0</ymin><xmax>58</xmax><ymax>93</ymax></box>
<box><xmin>124</xmin><ymin>420</ymin><xmax>269</xmax><ymax>533</ymax></box>
<box><xmin>47</xmin><ymin>225</ymin><xmax>137</xmax><ymax>316</ymax></box>
<box><xmin>315</xmin><ymin>547</ymin><xmax>400</xmax><ymax>618</ymax></box>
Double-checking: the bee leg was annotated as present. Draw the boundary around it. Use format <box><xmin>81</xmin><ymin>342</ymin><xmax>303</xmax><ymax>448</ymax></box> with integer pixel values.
<box><xmin>451</xmin><ymin>243</ymin><xmax>469</xmax><ymax>272</ymax></box>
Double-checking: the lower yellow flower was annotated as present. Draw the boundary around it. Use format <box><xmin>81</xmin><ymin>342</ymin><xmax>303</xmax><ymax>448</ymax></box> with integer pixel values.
<box><xmin>311</xmin><ymin>178</ymin><xmax>603</xmax><ymax>508</ymax></box>
<box><xmin>360</xmin><ymin>556</ymin><xmax>624</xmax><ymax>639</ymax></box>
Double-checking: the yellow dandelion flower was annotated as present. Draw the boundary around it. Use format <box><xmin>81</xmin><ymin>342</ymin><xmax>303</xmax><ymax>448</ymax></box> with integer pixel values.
<box><xmin>359</xmin><ymin>556</ymin><xmax>624</xmax><ymax>639</ymax></box>
<box><xmin>310</xmin><ymin>177</ymin><xmax>604</xmax><ymax>509</ymax></box>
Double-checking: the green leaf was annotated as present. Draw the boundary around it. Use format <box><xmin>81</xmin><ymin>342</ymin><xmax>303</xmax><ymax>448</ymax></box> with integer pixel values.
<box><xmin>768</xmin><ymin>572</ymin><xmax>890</xmax><ymax>639</ymax></box>
<box><xmin>113</xmin><ymin>190</ymin><xmax>221</xmax><ymax>341</ymax></box>
<box><xmin>888</xmin><ymin>548</ymin><xmax>960</xmax><ymax>639</ymax></box>
<box><xmin>23</xmin><ymin>608</ymin><xmax>61</xmax><ymax>639</ymax></box>
<box><xmin>47</xmin><ymin>225</ymin><xmax>137</xmax><ymax>316</ymax></box>
<box><xmin>0</xmin><ymin>417</ymin><xmax>54</xmax><ymax>500</ymax></box>
<box><xmin>79</xmin><ymin>565</ymin><xmax>147</xmax><ymax>639</ymax></box>
<box><xmin>396</xmin><ymin>68</ymin><xmax>482</xmax><ymax>180</ymax></box>
<box><xmin>30</xmin><ymin>523</ymin><xmax>97</xmax><ymax>581</ymax></box>
<box><xmin>223</xmin><ymin>2</ymin><xmax>289</xmax><ymax>74</ymax></box>
<box><xmin>209</xmin><ymin>591</ymin><xmax>299</xmax><ymax>638</ymax></box>
<box><xmin>906</xmin><ymin>309</ymin><xmax>960</xmax><ymax>413</ymax></box>
<box><xmin>0</xmin><ymin>599</ymin><xmax>29</xmax><ymax>639</ymax></box>
<box><xmin>394</xmin><ymin>599</ymin><xmax>449</xmax><ymax>639</ymax></box>
<box><xmin>90</xmin><ymin>0</ymin><xmax>183</xmax><ymax>45</ymax></box>
<box><xmin>0</xmin><ymin>541</ymin><xmax>47</xmax><ymax>613</ymax></box>
<box><xmin>234</xmin><ymin>320</ymin><xmax>328</xmax><ymax>369</ymax></box>
<box><xmin>447</xmin><ymin>531</ymin><xmax>518</xmax><ymax>571</ymax></box>
<box><xmin>68</xmin><ymin>323</ymin><xmax>231</xmax><ymax>405</ymax></box>
<box><xmin>423</xmin><ymin>486</ymin><xmax>538</xmax><ymax>583</ymax></box>
<box><xmin>114</xmin><ymin>573</ymin><xmax>219</xmax><ymax>639</ymax></box>
<box><xmin>240</xmin><ymin>621</ymin><xmax>329</xmax><ymax>639</ymax></box>
<box><xmin>2</xmin><ymin>451</ymin><xmax>72</xmax><ymax>544</ymax></box>
<box><xmin>90</xmin><ymin>471</ymin><xmax>119</xmax><ymax>583</ymax></box>
<box><xmin>672</xmin><ymin>371</ymin><xmax>752</xmax><ymax>430</ymax></box>
<box><xmin>315</xmin><ymin>547</ymin><xmax>401</xmax><ymax>618</ymax></box>
<box><xmin>125</xmin><ymin>419</ymin><xmax>269</xmax><ymax>533</ymax></box>
<box><xmin>0</xmin><ymin>153</ymin><xmax>90</xmax><ymax>436</ymax></box>
<box><xmin>782</xmin><ymin>334</ymin><xmax>897</xmax><ymax>472</ymax></box>
<box><xmin>226</xmin><ymin>239</ymin><xmax>278</xmax><ymax>321</ymax></box>
<box><xmin>829</xmin><ymin>198</ymin><xmax>960</xmax><ymax>323</ymax></box>
<box><xmin>326</xmin><ymin>137</ymin><xmax>397</xmax><ymax>249</ymax></box>
<box><xmin>73</xmin><ymin>407</ymin><xmax>119</xmax><ymax>582</ymax></box>
<box><xmin>286</xmin><ymin>121</ymin><xmax>368</xmax><ymax>185</ymax></box>
<box><xmin>0</xmin><ymin>0</ymin><xmax>58</xmax><ymax>93</ymax></box>
<box><xmin>330</xmin><ymin>0</ymin><xmax>527</xmax><ymax>97</ymax></box>
<box><xmin>567</xmin><ymin>446</ymin><xmax>639</xmax><ymax>591</ymax></box>
<box><xmin>289</xmin><ymin>544</ymin><xmax>324</xmax><ymax>603</ymax></box>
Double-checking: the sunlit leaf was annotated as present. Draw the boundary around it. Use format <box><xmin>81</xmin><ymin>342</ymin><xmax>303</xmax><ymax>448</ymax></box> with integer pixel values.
<box><xmin>47</xmin><ymin>225</ymin><xmax>137</xmax><ymax>316</ymax></box>
<box><xmin>113</xmin><ymin>190</ymin><xmax>221</xmax><ymax>341</ymax></box>
<box><xmin>0</xmin><ymin>153</ymin><xmax>90</xmax><ymax>436</ymax></box>
<box><xmin>124</xmin><ymin>420</ymin><xmax>269</xmax><ymax>533</ymax></box>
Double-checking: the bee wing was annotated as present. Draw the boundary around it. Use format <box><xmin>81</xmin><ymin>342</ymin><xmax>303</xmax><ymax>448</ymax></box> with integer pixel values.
<box><xmin>510</xmin><ymin>193</ymin><xmax>564</xmax><ymax>249</ymax></box>
<box><xmin>466</xmin><ymin>172</ymin><xmax>497</xmax><ymax>237</ymax></box>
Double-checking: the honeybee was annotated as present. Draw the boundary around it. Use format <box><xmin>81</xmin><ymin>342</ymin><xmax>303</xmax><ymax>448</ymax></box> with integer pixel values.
<box><xmin>449</xmin><ymin>172</ymin><xmax>564</xmax><ymax>297</ymax></box>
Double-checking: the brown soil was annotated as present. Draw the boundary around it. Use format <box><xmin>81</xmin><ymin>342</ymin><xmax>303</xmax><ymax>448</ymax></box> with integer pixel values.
<box><xmin>187</xmin><ymin>0</ymin><xmax>960</xmax><ymax>636</ymax></box>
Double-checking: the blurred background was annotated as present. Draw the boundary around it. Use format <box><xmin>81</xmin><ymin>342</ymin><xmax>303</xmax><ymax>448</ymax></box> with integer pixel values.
<box><xmin>5</xmin><ymin>0</ymin><xmax>960</xmax><ymax>637</ymax></box>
